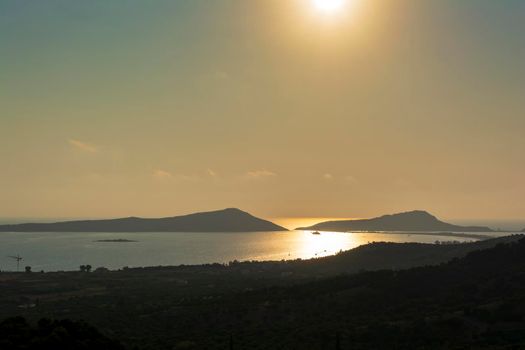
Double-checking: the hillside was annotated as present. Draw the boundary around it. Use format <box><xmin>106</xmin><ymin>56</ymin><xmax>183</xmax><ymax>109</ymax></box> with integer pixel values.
<box><xmin>1</xmin><ymin>235</ymin><xmax>524</xmax><ymax>349</ymax></box>
<box><xmin>0</xmin><ymin>318</ymin><xmax>125</xmax><ymax>350</ymax></box>
<box><xmin>298</xmin><ymin>210</ymin><xmax>492</xmax><ymax>232</ymax></box>
<box><xmin>279</xmin><ymin>234</ymin><xmax>522</xmax><ymax>276</ymax></box>
<box><xmin>0</xmin><ymin>208</ymin><xmax>287</xmax><ymax>233</ymax></box>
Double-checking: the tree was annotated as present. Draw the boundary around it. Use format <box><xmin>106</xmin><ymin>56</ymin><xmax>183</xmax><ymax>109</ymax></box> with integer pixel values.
<box><xmin>0</xmin><ymin>317</ymin><xmax>125</xmax><ymax>349</ymax></box>
<box><xmin>24</xmin><ymin>266</ymin><xmax>31</xmax><ymax>273</ymax></box>
<box><xmin>80</xmin><ymin>265</ymin><xmax>92</xmax><ymax>273</ymax></box>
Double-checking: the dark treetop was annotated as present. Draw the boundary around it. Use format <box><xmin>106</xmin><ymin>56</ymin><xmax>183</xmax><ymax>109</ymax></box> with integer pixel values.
<box><xmin>298</xmin><ymin>210</ymin><xmax>492</xmax><ymax>232</ymax></box>
<box><xmin>0</xmin><ymin>208</ymin><xmax>287</xmax><ymax>233</ymax></box>
<box><xmin>1</xmin><ymin>235</ymin><xmax>523</xmax><ymax>349</ymax></box>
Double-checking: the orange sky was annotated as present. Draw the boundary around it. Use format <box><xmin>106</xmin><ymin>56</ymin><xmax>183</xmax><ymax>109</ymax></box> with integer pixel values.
<box><xmin>1</xmin><ymin>0</ymin><xmax>524</xmax><ymax>221</ymax></box>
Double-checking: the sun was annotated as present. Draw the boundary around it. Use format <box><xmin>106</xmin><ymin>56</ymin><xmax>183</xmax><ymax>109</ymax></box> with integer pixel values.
<box><xmin>312</xmin><ymin>0</ymin><xmax>346</xmax><ymax>13</ymax></box>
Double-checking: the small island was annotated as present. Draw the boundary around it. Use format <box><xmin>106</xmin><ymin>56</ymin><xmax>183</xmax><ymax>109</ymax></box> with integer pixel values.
<box><xmin>94</xmin><ymin>239</ymin><xmax>138</xmax><ymax>243</ymax></box>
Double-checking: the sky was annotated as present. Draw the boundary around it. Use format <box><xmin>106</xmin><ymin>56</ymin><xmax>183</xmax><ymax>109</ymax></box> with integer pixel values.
<box><xmin>1</xmin><ymin>0</ymin><xmax>524</xmax><ymax>222</ymax></box>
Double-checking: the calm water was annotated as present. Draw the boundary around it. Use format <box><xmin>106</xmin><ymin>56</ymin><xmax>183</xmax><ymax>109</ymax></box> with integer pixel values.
<box><xmin>0</xmin><ymin>230</ymin><xmax>505</xmax><ymax>272</ymax></box>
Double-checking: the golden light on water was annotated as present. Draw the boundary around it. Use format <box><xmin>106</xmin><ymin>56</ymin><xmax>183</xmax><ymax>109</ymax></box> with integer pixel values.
<box><xmin>271</xmin><ymin>217</ymin><xmax>363</xmax><ymax>259</ymax></box>
<box><xmin>272</xmin><ymin>217</ymin><xmax>359</xmax><ymax>230</ymax></box>
<box><xmin>268</xmin><ymin>217</ymin><xmax>484</xmax><ymax>261</ymax></box>
<box><xmin>297</xmin><ymin>230</ymin><xmax>357</xmax><ymax>258</ymax></box>
<box><xmin>286</xmin><ymin>231</ymin><xmax>481</xmax><ymax>261</ymax></box>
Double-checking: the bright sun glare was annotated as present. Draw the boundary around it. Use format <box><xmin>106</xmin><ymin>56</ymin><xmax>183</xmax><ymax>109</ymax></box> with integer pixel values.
<box><xmin>312</xmin><ymin>0</ymin><xmax>346</xmax><ymax>13</ymax></box>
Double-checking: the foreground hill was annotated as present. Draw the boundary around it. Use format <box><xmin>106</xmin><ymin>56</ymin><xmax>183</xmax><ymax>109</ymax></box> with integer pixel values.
<box><xmin>298</xmin><ymin>210</ymin><xmax>492</xmax><ymax>232</ymax></box>
<box><xmin>0</xmin><ymin>317</ymin><xmax>125</xmax><ymax>350</ymax></box>
<box><xmin>280</xmin><ymin>234</ymin><xmax>521</xmax><ymax>276</ymax></box>
<box><xmin>0</xmin><ymin>208</ymin><xmax>287</xmax><ymax>233</ymax></box>
<box><xmin>0</xmin><ymin>235</ymin><xmax>523</xmax><ymax>349</ymax></box>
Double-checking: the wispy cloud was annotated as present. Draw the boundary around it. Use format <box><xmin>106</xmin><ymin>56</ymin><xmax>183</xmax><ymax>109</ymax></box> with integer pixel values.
<box><xmin>322</xmin><ymin>174</ymin><xmax>358</xmax><ymax>184</ymax></box>
<box><xmin>213</xmin><ymin>70</ymin><xmax>230</xmax><ymax>80</ymax></box>
<box><xmin>344</xmin><ymin>175</ymin><xmax>357</xmax><ymax>184</ymax></box>
<box><xmin>152</xmin><ymin>169</ymin><xmax>173</xmax><ymax>179</ymax></box>
<box><xmin>246</xmin><ymin>169</ymin><xmax>277</xmax><ymax>179</ymax></box>
<box><xmin>68</xmin><ymin>139</ymin><xmax>98</xmax><ymax>153</ymax></box>
<box><xmin>152</xmin><ymin>169</ymin><xmax>199</xmax><ymax>183</ymax></box>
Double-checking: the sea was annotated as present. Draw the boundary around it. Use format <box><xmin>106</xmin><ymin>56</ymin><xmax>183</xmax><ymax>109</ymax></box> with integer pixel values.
<box><xmin>0</xmin><ymin>229</ymin><xmax>515</xmax><ymax>272</ymax></box>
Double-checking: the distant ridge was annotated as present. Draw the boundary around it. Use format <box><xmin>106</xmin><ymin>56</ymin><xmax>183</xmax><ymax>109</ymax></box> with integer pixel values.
<box><xmin>0</xmin><ymin>208</ymin><xmax>287</xmax><ymax>233</ymax></box>
<box><xmin>297</xmin><ymin>210</ymin><xmax>493</xmax><ymax>233</ymax></box>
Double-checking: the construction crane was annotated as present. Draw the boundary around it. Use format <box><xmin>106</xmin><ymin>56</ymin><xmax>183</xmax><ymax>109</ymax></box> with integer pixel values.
<box><xmin>8</xmin><ymin>254</ymin><xmax>23</xmax><ymax>272</ymax></box>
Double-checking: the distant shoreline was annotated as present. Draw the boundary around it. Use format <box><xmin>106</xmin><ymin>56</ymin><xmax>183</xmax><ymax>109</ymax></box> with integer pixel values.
<box><xmin>299</xmin><ymin>230</ymin><xmax>496</xmax><ymax>240</ymax></box>
<box><xmin>0</xmin><ymin>208</ymin><xmax>287</xmax><ymax>233</ymax></box>
<box><xmin>1</xmin><ymin>235</ymin><xmax>521</xmax><ymax>274</ymax></box>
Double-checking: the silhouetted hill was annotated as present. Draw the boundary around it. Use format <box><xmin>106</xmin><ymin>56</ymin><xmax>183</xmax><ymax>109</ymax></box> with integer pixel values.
<box><xmin>233</xmin><ymin>236</ymin><xmax>525</xmax><ymax>349</ymax></box>
<box><xmin>279</xmin><ymin>235</ymin><xmax>522</xmax><ymax>276</ymax></box>
<box><xmin>2</xmin><ymin>236</ymin><xmax>524</xmax><ymax>349</ymax></box>
<box><xmin>298</xmin><ymin>210</ymin><xmax>492</xmax><ymax>232</ymax></box>
<box><xmin>0</xmin><ymin>317</ymin><xmax>125</xmax><ymax>350</ymax></box>
<box><xmin>0</xmin><ymin>208</ymin><xmax>287</xmax><ymax>233</ymax></box>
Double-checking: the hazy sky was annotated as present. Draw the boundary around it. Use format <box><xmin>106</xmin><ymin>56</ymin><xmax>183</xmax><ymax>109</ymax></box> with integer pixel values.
<box><xmin>1</xmin><ymin>0</ymin><xmax>524</xmax><ymax>221</ymax></box>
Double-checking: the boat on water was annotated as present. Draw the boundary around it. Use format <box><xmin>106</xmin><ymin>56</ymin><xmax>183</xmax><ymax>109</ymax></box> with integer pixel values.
<box><xmin>311</xmin><ymin>231</ymin><xmax>321</xmax><ymax>235</ymax></box>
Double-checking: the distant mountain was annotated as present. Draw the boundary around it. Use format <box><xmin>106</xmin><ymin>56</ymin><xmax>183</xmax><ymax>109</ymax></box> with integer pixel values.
<box><xmin>0</xmin><ymin>208</ymin><xmax>287</xmax><ymax>233</ymax></box>
<box><xmin>298</xmin><ymin>210</ymin><xmax>493</xmax><ymax>232</ymax></box>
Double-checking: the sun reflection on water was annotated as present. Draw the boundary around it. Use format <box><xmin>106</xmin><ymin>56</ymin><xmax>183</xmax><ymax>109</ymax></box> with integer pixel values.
<box><xmin>271</xmin><ymin>217</ymin><xmax>359</xmax><ymax>230</ymax></box>
<box><xmin>296</xmin><ymin>230</ymin><xmax>358</xmax><ymax>258</ymax></box>
<box><xmin>273</xmin><ymin>230</ymin><xmax>482</xmax><ymax>262</ymax></box>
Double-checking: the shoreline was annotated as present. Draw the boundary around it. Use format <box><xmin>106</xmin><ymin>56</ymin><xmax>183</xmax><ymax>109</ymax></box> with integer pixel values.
<box><xmin>1</xmin><ymin>234</ymin><xmax>521</xmax><ymax>274</ymax></box>
<box><xmin>297</xmin><ymin>229</ymin><xmax>501</xmax><ymax>240</ymax></box>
